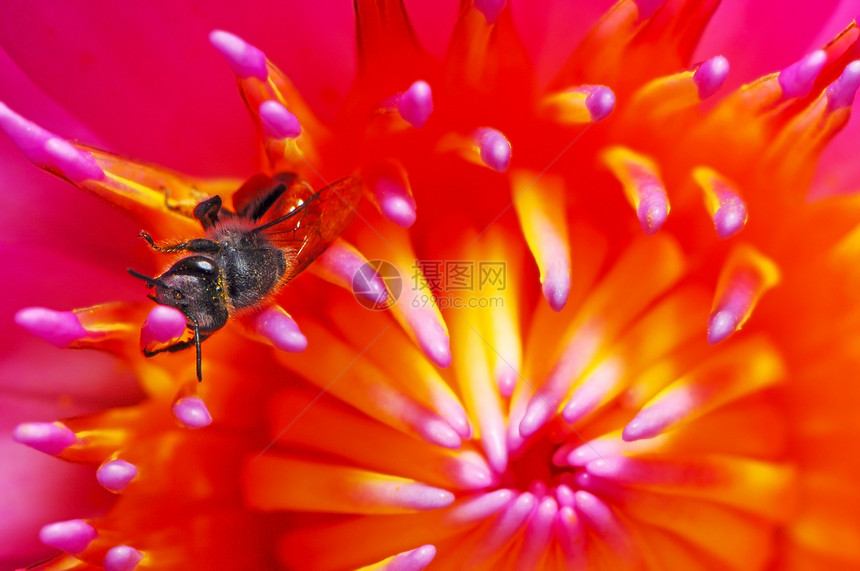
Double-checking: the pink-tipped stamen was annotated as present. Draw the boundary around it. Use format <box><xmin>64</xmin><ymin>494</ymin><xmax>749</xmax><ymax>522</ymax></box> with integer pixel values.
<box><xmin>0</xmin><ymin>103</ymin><xmax>104</xmax><ymax>183</ymax></box>
<box><xmin>141</xmin><ymin>305</ymin><xmax>187</xmax><ymax>345</ymax></box>
<box><xmin>397</xmin><ymin>80</ymin><xmax>434</xmax><ymax>128</ymax></box>
<box><xmin>255</xmin><ymin>305</ymin><xmax>308</xmax><ymax>352</ymax></box>
<box><xmin>97</xmin><ymin>459</ymin><xmax>139</xmax><ymax>492</ymax></box>
<box><xmin>13</xmin><ymin>421</ymin><xmax>77</xmax><ymax>455</ymax></box>
<box><xmin>259</xmin><ymin>100</ymin><xmax>302</xmax><ymax>139</ymax></box>
<box><xmin>14</xmin><ymin>307</ymin><xmax>90</xmax><ymax>347</ymax></box>
<box><xmin>39</xmin><ymin>519</ymin><xmax>97</xmax><ymax>554</ymax></box>
<box><xmin>707</xmin><ymin>245</ymin><xmax>780</xmax><ymax>344</ymax></box>
<box><xmin>778</xmin><ymin>50</ymin><xmax>826</xmax><ymax>99</ymax></box>
<box><xmin>693</xmin><ymin>55</ymin><xmax>729</xmax><ymax>100</ymax></box>
<box><xmin>365</xmin><ymin>161</ymin><xmax>417</xmax><ymax>228</ymax></box>
<box><xmin>209</xmin><ymin>30</ymin><xmax>268</xmax><ymax>80</ymax></box>
<box><xmin>172</xmin><ymin>397</ymin><xmax>213</xmax><ymax>429</ymax></box>
<box><xmin>474</xmin><ymin>128</ymin><xmax>512</xmax><ymax>172</ymax></box>
<box><xmin>826</xmin><ymin>60</ymin><xmax>860</xmax><ymax>111</ymax></box>
<box><xmin>602</xmin><ymin>147</ymin><xmax>670</xmax><ymax>234</ymax></box>
<box><xmin>104</xmin><ymin>545</ymin><xmax>144</xmax><ymax>571</ymax></box>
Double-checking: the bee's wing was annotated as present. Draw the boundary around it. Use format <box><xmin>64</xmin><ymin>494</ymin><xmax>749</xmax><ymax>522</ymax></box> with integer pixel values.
<box><xmin>252</xmin><ymin>176</ymin><xmax>362</xmax><ymax>279</ymax></box>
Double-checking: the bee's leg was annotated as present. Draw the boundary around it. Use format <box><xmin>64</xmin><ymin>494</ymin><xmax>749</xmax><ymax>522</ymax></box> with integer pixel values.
<box><xmin>139</xmin><ymin>231</ymin><xmax>219</xmax><ymax>254</ymax></box>
<box><xmin>193</xmin><ymin>196</ymin><xmax>223</xmax><ymax>230</ymax></box>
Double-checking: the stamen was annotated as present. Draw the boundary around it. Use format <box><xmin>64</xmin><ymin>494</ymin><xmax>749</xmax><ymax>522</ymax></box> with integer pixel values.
<box><xmin>541</xmin><ymin>85</ymin><xmax>616</xmax><ymax>124</ymax></box>
<box><xmin>707</xmin><ymin>245</ymin><xmax>780</xmax><ymax>344</ymax></box>
<box><xmin>140</xmin><ymin>305</ymin><xmax>187</xmax><ymax>346</ymax></box>
<box><xmin>584</xmin><ymin>456</ymin><xmax>796</xmax><ymax>519</ymax></box>
<box><xmin>0</xmin><ymin>103</ymin><xmax>105</xmax><ymax>183</ymax></box>
<box><xmin>602</xmin><ymin>146</ymin><xmax>669</xmax><ymax>234</ymax></box>
<box><xmin>474</xmin><ymin>0</ymin><xmax>506</xmax><ymax>24</ymax></box>
<box><xmin>172</xmin><ymin>397</ymin><xmax>213</xmax><ymax>429</ymax></box>
<box><xmin>826</xmin><ymin>60</ymin><xmax>860</xmax><ymax>111</ymax></box>
<box><xmin>104</xmin><ymin>545</ymin><xmax>144</xmax><ymax>571</ymax></box>
<box><xmin>14</xmin><ymin>307</ymin><xmax>89</xmax><ymax>347</ymax></box>
<box><xmin>365</xmin><ymin>161</ymin><xmax>418</xmax><ymax>227</ymax></box>
<box><xmin>474</xmin><ymin>128</ymin><xmax>512</xmax><ymax>172</ymax></box>
<box><xmin>97</xmin><ymin>459</ymin><xmax>139</xmax><ymax>492</ymax></box>
<box><xmin>471</xmin><ymin>492</ymin><xmax>536</xmax><ymax>560</ymax></box>
<box><xmin>375</xmin><ymin>545</ymin><xmax>437</xmax><ymax>570</ymax></box>
<box><xmin>209</xmin><ymin>30</ymin><xmax>268</xmax><ymax>80</ymax></box>
<box><xmin>561</xmin><ymin>358</ymin><xmax>624</xmax><ymax>423</ymax></box>
<box><xmin>555</xmin><ymin>507</ymin><xmax>587</xmax><ymax>566</ymax></box>
<box><xmin>693</xmin><ymin>55</ymin><xmax>730</xmax><ymax>100</ymax></box>
<box><xmin>39</xmin><ymin>519</ymin><xmax>97</xmax><ymax>554</ymax></box>
<box><xmin>396</xmin><ymin>80</ymin><xmax>434</xmax><ymax>128</ymax></box>
<box><xmin>778</xmin><ymin>50</ymin><xmax>826</xmax><ymax>99</ymax></box>
<box><xmin>574</xmin><ymin>491</ymin><xmax>636</xmax><ymax>558</ymax></box>
<box><xmin>312</xmin><ymin>241</ymin><xmax>389</xmax><ymax>306</ymax></box>
<box><xmin>623</xmin><ymin>337</ymin><xmax>784</xmax><ymax>441</ymax></box>
<box><xmin>393</xmin><ymin>284</ymin><xmax>452</xmax><ymax>367</ymax></box>
<box><xmin>246</xmin><ymin>456</ymin><xmax>455</xmax><ymax>514</ymax></box>
<box><xmin>517</xmin><ymin>497</ymin><xmax>557</xmax><ymax>568</ymax></box>
<box><xmin>627</xmin><ymin>56</ymin><xmax>727</xmax><ymax>120</ymax></box>
<box><xmin>453</xmin><ymin>317</ymin><xmax>509</xmax><ymax>472</ymax></box>
<box><xmin>512</xmin><ymin>171</ymin><xmax>571</xmax><ymax>311</ymax></box>
<box><xmin>281</xmin><ymin>490</ymin><xmax>515</xmax><ymax>568</ymax></box>
<box><xmin>555</xmin><ymin>484</ymin><xmax>575</xmax><ymax>507</ymax></box>
<box><xmin>254</xmin><ymin>305</ymin><xmax>308</xmax><ymax>352</ymax></box>
<box><xmin>692</xmin><ymin>167</ymin><xmax>748</xmax><ymax>239</ymax></box>
<box><xmin>259</xmin><ymin>100</ymin><xmax>301</xmax><ymax>139</ymax></box>
<box><xmin>13</xmin><ymin>421</ymin><xmax>77</xmax><ymax>455</ymax></box>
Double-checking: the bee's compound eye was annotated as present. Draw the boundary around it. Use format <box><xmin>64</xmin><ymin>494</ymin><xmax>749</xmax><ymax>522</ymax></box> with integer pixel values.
<box><xmin>171</xmin><ymin>256</ymin><xmax>219</xmax><ymax>277</ymax></box>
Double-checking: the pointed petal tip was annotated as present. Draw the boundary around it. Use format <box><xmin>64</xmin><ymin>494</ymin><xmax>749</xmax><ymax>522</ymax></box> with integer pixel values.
<box><xmin>209</xmin><ymin>30</ymin><xmax>268</xmax><ymax>80</ymax></box>
<box><xmin>694</xmin><ymin>55</ymin><xmax>729</xmax><ymax>99</ymax></box>
<box><xmin>97</xmin><ymin>459</ymin><xmax>139</xmax><ymax>493</ymax></box>
<box><xmin>259</xmin><ymin>100</ymin><xmax>302</xmax><ymax>139</ymax></box>
<box><xmin>39</xmin><ymin>520</ymin><xmax>97</xmax><ymax>554</ymax></box>
<box><xmin>398</xmin><ymin>81</ymin><xmax>433</xmax><ymax>128</ymax></box>
<box><xmin>104</xmin><ymin>545</ymin><xmax>144</xmax><ymax>571</ymax></box>
<box><xmin>13</xmin><ymin>422</ymin><xmax>77</xmax><ymax>455</ymax></box>
<box><xmin>172</xmin><ymin>397</ymin><xmax>213</xmax><ymax>429</ymax></box>
<box><xmin>15</xmin><ymin>307</ymin><xmax>88</xmax><ymax>347</ymax></box>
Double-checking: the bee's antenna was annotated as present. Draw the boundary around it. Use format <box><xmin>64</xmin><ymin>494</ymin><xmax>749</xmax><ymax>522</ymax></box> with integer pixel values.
<box><xmin>127</xmin><ymin>268</ymin><xmax>169</xmax><ymax>289</ymax></box>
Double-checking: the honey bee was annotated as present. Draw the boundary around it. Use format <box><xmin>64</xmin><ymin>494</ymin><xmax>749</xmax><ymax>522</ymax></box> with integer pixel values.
<box><xmin>128</xmin><ymin>172</ymin><xmax>361</xmax><ymax>381</ymax></box>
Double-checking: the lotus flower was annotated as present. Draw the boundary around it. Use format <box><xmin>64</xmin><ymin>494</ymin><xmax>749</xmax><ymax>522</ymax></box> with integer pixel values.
<box><xmin>2</xmin><ymin>1</ymin><xmax>860</xmax><ymax>569</ymax></box>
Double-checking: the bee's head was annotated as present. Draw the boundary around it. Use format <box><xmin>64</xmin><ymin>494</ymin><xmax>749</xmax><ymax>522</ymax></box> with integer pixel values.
<box><xmin>128</xmin><ymin>256</ymin><xmax>227</xmax><ymax>332</ymax></box>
